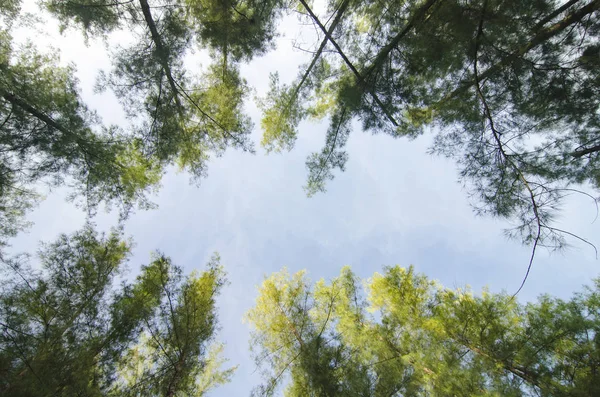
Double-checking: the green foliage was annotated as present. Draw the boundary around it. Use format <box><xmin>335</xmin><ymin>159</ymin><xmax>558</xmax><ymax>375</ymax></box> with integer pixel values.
<box><xmin>0</xmin><ymin>0</ymin><xmax>20</xmax><ymax>22</ymax></box>
<box><xmin>304</xmin><ymin>106</ymin><xmax>350</xmax><ymax>196</ymax></box>
<box><xmin>261</xmin><ymin>0</ymin><xmax>600</xmax><ymax>247</ymax></box>
<box><xmin>248</xmin><ymin>265</ymin><xmax>600</xmax><ymax>396</ymax></box>
<box><xmin>185</xmin><ymin>0</ymin><xmax>283</xmax><ymax>61</ymax></box>
<box><xmin>176</xmin><ymin>63</ymin><xmax>253</xmax><ymax>180</ymax></box>
<box><xmin>0</xmin><ymin>32</ymin><xmax>162</xmax><ymax>247</ymax></box>
<box><xmin>43</xmin><ymin>0</ymin><xmax>125</xmax><ymax>36</ymax></box>
<box><xmin>259</xmin><ymin>73</ymin><xmax>305</xmax><ymax>153</ymax></box>
<box><xmin>0</xmin><ymin>0</ymin><xmax>291</xmax><ymax>246</ymax></box>
<box><xmin>0</xmin><ymin>186</ymin><xmax>39</xmax><ymax>254</ymax></box>
<box><xmin>43</xmin><ymin>0</ymin><xmax>272</xmax><ymax>182</ymax></box>
<box><xmin>0</xmin><ymin>227</ymin><xmax>233</xmax><ymax>397</ymax></box>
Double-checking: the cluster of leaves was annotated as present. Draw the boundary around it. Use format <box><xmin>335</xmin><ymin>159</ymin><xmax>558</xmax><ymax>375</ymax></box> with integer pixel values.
<box><xmin>0</xmin><ymin>0</ymin><xmax>289</xmax><ymax>249</ymax></box>
<box><xmin>247</xmin><ymin>266</ymin><xmax>600</xmax><ymax>396</ymax></box>
<box><xmin>260</xmin><ymin>0</ymin><xmax>600</xmax><ymax>248</ymax></box>
<box><xmin>0</xmin><ymin>226</ymin><xmax>234</xmax><ymax>397</ymax></box>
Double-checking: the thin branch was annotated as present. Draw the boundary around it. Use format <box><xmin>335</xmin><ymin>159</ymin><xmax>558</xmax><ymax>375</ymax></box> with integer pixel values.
<box><xmin>159</xmin><ymin>261</ymin><xmax>182</xmax><ymax>356</ymax></box>
<box><xmin>264</xmin><ymin>351</ymin><xmax>303</xmax><ymax>396</ymax></box>
<box><xmin>0</xmin><ymin>107</ymin><xmax>12</xmax><ymax>130</ymax></box>
<box><xmin>529</xmin><ymin>183</ymin><xmax>599</xmax><ymax>224</ymax></box>
<box><xmin>471</xmin><ymin>3</ymin><xmax>542</xmax><ymax>297</ymax></box>
<box><xmin>274</xmin><ymin>299</ymin><xmax>304</xmax><ymax>349</ymax></box>
<box><xmin>363</xmin><ymin>0</ymin><xmax>439</xmax><ymax>78</ymax></box>
<box><xmin>173</xmin><ymin>80</ymin><xmax>253</xmax><ymax>152</ymax></box>
<box><xmin>61</xmin><ymin>0</ymin><xmax>134</xmax><ymax>8</ymax></box>
<box><xmin>143</xmin><ymin>317</ymin><xmax>177</xmax><ymax>369</ymax></box>
<box><xmin>316</xmin><ymin>281</ymin><xmax>339</xmax><ymax>339</ymax></box>
<box><xmin>293</xmin><ymin>0</ymin><xmax>350</xmax><ymax>99</ymax></box>
<box><xmin>2</xmin><ymin>93</ymin><xmax>73</xmax><ymax>137</ymax></box>
<box><xmin>297</xmin><ymin>0</ymin><xmax>399</xmax><ymax>126</ymax></box>
<box><xmin>312</xmin><ymin>107</ymin><xmax>347</xmax><ymax>184</ymax></box>
<box><xmin>544</xmin><ymin>225</ymin><xmax>598</xmax><ymax>258</ymax></box>
<box><xmin>2</xmin><ymin>330</ymin><xmax>48</xmax><ymax>393</ymax></box>
<box><xmin>445</xmin><ymin>0</ymin><xmax>600</xmax><ymax>103</ymax></box>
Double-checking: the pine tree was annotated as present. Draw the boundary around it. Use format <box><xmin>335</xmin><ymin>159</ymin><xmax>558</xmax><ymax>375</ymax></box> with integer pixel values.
<box><xmin>247</xmin><ymin>266</ymin><xmax>600</xmax><ymax>396</ymax></box>
<box><xmin>44</xmin><ymin>0</ymin><xmax>286</xmax><ymax>178</ymax></box>
<box><xmin>0</xmin><ymin>226</ymin><xmax>234</xmax><ymax>396</ymax></box>
<box><xmin>260</xmin><ymin>0</ymin><xmax>600</xmax><ymax>248</ymax></box>
<box><xmin>0</xmin><ymin>0</ymin><xmax>286</xmax><ymax>245</ymax></box>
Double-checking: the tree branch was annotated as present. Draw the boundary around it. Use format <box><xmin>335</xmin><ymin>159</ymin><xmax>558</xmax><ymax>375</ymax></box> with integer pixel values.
<box><xmin>138</xmin><ymin>0</ymin><xmax>183</xmax><ymax>111</ymax></box>
<box><xmin>293</xmin><ymin>0</ymin><xmax>350</xmax><ymax>100</ymax></box>
<box><xmin>311</xmin><ymin>107</ymin><xmax>347</xmax><ymax>185</ymax></box>
<box><xmin>571</xmin><ymin>144</ymin><xmax>600</xmax><ymax>158</ymax></box>
<box><xmin>297</xmin><ymin>0</ymin><xmax>399</xmax><ymax>126</ymax></box>
<box><xmin>446</xmin><ymin>0</ymin><xmax>600</xmax><ymax>102</ymax></box>
<box><xmin>363</xmin><ymin>0</ymin><xmax>439</xmax><ymax>78</ymax></box>
<box><xmin>532</xmin><ymin>0</ymin><xmax>583</xmax><ymax>32</ymax></box>
<box><xmin>471</xmin><ymin>3</ymin><xmax>542</xmax><ymax>296</ymax></box>
<box><xmin>2</xmin><ymin>93</ymin><xmax>74</xmax><ymax>137</ymax></box>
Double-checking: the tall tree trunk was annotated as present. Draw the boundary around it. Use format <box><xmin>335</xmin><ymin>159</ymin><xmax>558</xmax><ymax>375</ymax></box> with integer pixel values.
<box><xmin>165</xmin><ymin>353</ymin><xmax>185</xmax><ymax>397</ymax></box>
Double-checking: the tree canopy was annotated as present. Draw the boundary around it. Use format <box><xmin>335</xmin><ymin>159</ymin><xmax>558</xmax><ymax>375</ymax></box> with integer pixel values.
<box><xmin>0</xmin><ymin>226</ymin><xmax>234</xmax><ymax>396</ymax></box>
<box><xmin>259</xmin><ymin>0</ymin><xmax>600</xmax><ymax>248</ymax></box>
<box><xmin>0</xmin><ymin>0</ymin><xmax>285</xmax><ymax>247</ymax></box>
<box><xmin>247</xmin><ymin>266</ymin><xmax>600</xmax><ymax>396</ymax></box>
<box><xmin>2</xmin><ymin>0</ymin><xmax>599</xmax><ymax>250</ymax></box>
<box><xmin>2</xmin><ymin>2</ymin><xmax>600</xmax><ymax>394</ymax></box>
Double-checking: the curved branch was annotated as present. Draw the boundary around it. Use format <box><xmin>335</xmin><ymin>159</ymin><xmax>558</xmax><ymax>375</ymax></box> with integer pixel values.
<box><xmin>471</xmin><ymin>3</ymin><xmax>542</xmax><ymax>296</ymax></box>
<box><xmin>544</xmin><ymin>225</ymin><xmax>598</xmax><ymax>258</ymax></box>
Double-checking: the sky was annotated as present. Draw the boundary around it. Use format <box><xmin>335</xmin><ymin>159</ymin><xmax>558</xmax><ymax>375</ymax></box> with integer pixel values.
<box><xmin>7</xmin><ymin>2</ymin><xmax>600</xmax><ymax>396</ymax></box>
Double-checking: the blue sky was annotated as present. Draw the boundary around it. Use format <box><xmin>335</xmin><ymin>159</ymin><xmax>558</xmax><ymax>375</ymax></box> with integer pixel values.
<box><xmin>9</xmin><ymin>2</ymin><xmax>600</xmax><ymax>396</ymax></box>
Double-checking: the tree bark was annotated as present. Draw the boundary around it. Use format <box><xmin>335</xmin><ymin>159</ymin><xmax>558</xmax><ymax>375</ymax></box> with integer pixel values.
<box><xmin>2</xmin><ymin>92</ymin><xmax>73</xmax><ymax>136</ymax></box>
<box><xmin>165</xmin><ymin>353</ymin><xmax>185</xmax><ymax>397</ymax></box>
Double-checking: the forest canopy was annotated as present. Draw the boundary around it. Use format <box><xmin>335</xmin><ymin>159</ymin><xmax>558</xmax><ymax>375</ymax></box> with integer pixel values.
<box><xmin>1</xmin><ymin>0</ymin><xmax>599</xmax><ymax>396</ymax></box>
<box><xmin>0</xmin><ymin>0</ymin><xmax>598</xmax><ymax>249</ymax></box>
<box><xmin>247</xmin><ymin>266</ymin><xmax>600</xmax><ymax>396</ymax></box>
<box><xmin>3</xmin><ymin>228</ymin><xmax>599</xmax><ymax>396</ymax></box>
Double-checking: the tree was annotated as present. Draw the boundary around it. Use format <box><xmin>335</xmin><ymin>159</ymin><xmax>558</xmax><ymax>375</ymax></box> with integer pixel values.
<box><xmin>0</xmin><ymin>26</ymin><xmax>162</xmax><ymax>247</ymax></box>
<box><xmin>247</xmin><ymin>266</ymin><xmax>600</xmax><ymax>396</ymax></box>
<box><xmin>44</xmin><ymin>0</ymin><xmax>286</xmax><ymax>178</ymax></box>
<box><xmin>0</xmin><ymin>0</ymin><xmax>287</xmax><ymax>247</ymax></box>
<box><xmin>0</xmin><ymin>225</ymin><xmax>235</xmax><ymax>397</ymax></box>
<box><xmin>260</xmin><ymin>0</ymin><xmax>600</xmax><ymax>249</ymax></box>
